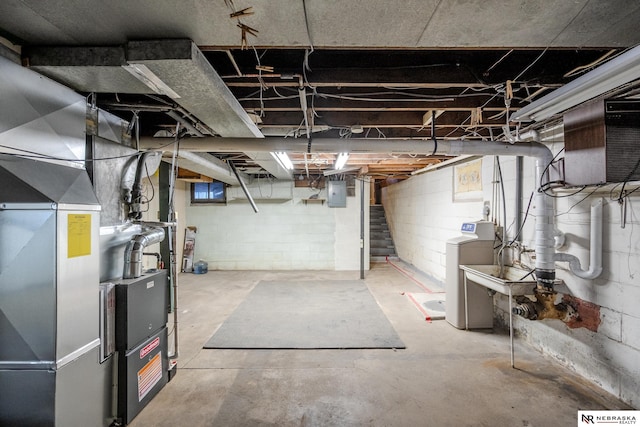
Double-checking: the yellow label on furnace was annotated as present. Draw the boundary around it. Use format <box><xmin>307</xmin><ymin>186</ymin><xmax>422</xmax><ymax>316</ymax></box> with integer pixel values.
<box><xmin>68</xmin><ymin>214</ymin><xmax>91</xmax><ymax>258</ymax></box>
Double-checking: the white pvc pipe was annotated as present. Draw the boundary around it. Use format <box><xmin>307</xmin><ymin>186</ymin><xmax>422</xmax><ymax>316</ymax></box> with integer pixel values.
<box><xmin>141</xmin><ymin>136</ymin><xmax>557</xmax><ymax>287</ymax></box>
<box><xmin>554</xmin><ymin>198</ymin><xmax>603</xmax><ymax>279</ymax></box>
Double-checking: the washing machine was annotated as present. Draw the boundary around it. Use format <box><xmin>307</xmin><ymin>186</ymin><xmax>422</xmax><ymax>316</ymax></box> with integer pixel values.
<box><xmin>445</xmin><ymin>221</ymin><xmax>496</xmax><ymax>329</ymax></box>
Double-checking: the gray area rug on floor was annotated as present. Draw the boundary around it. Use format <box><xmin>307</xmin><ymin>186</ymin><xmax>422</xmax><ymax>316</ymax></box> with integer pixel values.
<box><xmin>204</xmin><ymin>280</ymin><xmax>406</xmax><ymax>349</ymax></box>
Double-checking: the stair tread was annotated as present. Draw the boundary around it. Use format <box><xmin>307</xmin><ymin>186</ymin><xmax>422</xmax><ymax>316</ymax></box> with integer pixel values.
<box><xmin>369</xmin><ymin>206</ymin><xmax>396</xmax><ymax>258</ymax></box>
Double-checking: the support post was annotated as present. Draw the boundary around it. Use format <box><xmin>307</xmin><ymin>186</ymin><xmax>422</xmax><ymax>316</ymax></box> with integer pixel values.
<box><xmin>515</xmin><ymin>156</ymin><xmax>523</xmax><ymax>242</ymax></box>
<box><xmin>360</xmin><ymin>178</ymin><xmax>365</xmax><ymax>280</ymax></box>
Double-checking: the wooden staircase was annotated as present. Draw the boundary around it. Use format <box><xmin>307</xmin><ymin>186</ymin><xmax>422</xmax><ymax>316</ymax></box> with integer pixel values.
<box><xmin>370</xmin><ymin>205</ymin><xmax>398</xmax><ymax>262</ymax></box>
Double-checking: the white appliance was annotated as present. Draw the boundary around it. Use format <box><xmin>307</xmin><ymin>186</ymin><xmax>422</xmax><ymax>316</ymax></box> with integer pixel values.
<box><xmin>445</xmin><ymin>221</ymin><xmax>496</xmax><ymax>329</ymax></box>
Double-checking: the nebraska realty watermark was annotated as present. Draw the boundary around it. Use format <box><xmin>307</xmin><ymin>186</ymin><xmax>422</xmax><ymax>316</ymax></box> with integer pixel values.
<box><xmin>579</xmin><ymin>411</ymin><xmax>639</xmax><ymax>425</ymax></box>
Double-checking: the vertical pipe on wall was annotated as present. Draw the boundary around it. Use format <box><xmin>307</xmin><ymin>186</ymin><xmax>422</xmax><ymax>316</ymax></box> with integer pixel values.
<box><xmin>159</xmin><ymin>162</ymin><xmax>179</xmax><ymax>358</ymax></box>
<box><xmin>85</xmin><ymin>96</ymin><xmax>97</xmax><ymax>184</ymax></box>
<box><xmin>159</xmin><ymin>163</ymin><xmax>171</xmax><ymax>272</ymax></box>
<box><xmin>515</xmin><ymin>156</ymin><xmax>523</xmax><ymax>242</ymax></box>
<box><xmin>554</xmin><ymin>198</ymin><xmax>603</xmax><ymax>279</ymax></box>
<box><xmin>496</xmin><ymin>157</ymin><xmax>508</xmax><ymax>277</ymax></box>
<box><xmin>360</xmin><ymin>178</ymin><xmax>365</xmax><ymax>280</ymax></box>
<box><xmin>360</xmin><ymin>178</ymin><xmax>365</xmax><ymax>279</ymax></box>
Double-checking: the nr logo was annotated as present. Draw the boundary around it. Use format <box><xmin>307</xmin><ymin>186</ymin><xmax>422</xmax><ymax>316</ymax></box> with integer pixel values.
<box><xmin>582</xmin><ymin>414</ymin><xmax>595</xmax><ymax>424</ymax></box>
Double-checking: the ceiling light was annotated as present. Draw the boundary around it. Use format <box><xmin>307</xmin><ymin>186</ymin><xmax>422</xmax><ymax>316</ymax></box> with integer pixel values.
<box><xmin>270</xmin><ymin>152</ymin><xmax>294</xmax><ymax>170</ymax></box>
<box><xmin>335</xmin><ymin>152</ymin><xmax>349</xmax><ymax>170</ymax></box>
<box><xmin>350</xmin><ymin>125</ymin><xmax>364</xmax><ymax>134</ymax></box>
<box><xmin>511</xmin><ymin>45</ymin><xmax>640</xmax><ymax>122</ymax></box>
<box><xmin>122</xmin><ymin>64</ymin><xmax>181</xmax><ymax>99</ymax></box>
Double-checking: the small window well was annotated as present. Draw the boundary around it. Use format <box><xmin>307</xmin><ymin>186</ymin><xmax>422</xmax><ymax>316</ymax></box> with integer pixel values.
<box><xmin>191</xmin><ymin>181</ymin><xmax>226</xmax><ymax>204</ymax></box>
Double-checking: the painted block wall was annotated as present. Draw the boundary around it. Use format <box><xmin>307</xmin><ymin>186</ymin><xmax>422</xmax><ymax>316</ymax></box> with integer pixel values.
<box><xmin>381</xmin><ymin>158</ymin><xmax>494</xmax><ymax>283</ymax></box>
<box><xmin>185</xmin><ymin>179</ymin><xmax>369</xmax><ymax>271</ymax></box>
<box><xmin>381</xmin><ymin>138</ymin><xmax>640</xmax><ymax>406</ymax></box>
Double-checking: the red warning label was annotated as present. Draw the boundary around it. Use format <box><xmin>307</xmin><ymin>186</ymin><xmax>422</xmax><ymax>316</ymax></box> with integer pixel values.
<box><xmin>140</xmin><ymin>336</ymin><xmax>160</xmax><ymax>359</ymax></box>
<box><xmin>138</xmin><ymin>352</ymin><xmax>162</xmax><ymax>402</ymax></box>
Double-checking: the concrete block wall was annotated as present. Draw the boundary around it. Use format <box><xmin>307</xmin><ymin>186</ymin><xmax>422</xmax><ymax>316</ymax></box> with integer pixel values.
<box><xmin>382</xmin><ymin>158</ymin><xmax>494</xmax><ymax>283</ymax></box>
<box><xmin>500</xmin><ymin>188</ymin><xmax>640</xmax><ymax>407</ymax></box>
<box><xmin>381</xmin><ymin>139</ymin><xmax>640</xmax><ymax>407</ymax></box>
<box><xmin>185</xmin><ymin>179</ymin><xmax>369</xmax><ymax>271</ymax></box>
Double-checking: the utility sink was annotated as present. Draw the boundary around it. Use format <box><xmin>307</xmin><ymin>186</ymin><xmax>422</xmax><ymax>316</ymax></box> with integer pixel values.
<box><xmin>459</xmin><ymin>264</ymin><xmax>542</xmax><ymax>296</ymax></box>
<box><xmin>458</xmin><ymin>265</ymin><xmax>564</xmax><ymax>368</ymax></box>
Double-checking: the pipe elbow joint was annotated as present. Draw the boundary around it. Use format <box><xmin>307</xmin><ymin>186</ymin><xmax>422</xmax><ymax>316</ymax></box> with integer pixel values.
<box><xmin>554</xmin><ymin>253</ymin><xmax>603</xmax><ymax>280</ymax></box>
<box><xmin>573</xmin><ymin>266</ymin><xmax>603</xmax><ymax>280</ymax></box>
<box><xmin>123</xmin><ymin>227</ymin><xmax>166</xmax><ymax>279</ymax></box>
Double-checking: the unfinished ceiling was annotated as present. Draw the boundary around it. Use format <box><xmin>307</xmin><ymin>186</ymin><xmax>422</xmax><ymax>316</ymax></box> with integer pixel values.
<box><xmin>2</xmin><ymin>0</ymin><xmax>640</xmax><ymax>180</ymax></box>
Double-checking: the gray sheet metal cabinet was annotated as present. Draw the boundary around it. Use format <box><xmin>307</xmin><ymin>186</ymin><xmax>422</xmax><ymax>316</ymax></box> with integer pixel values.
<box><xmin>328</xmin><ymin>181</ymin><xmax>347</xmax><ymax>207</ymax></box>
<box><xmin>115</xmin><ymin>270</ymin><xmax>169</xmax><ymax>425</ymax></box>
<box><xmin>0</xmin><ymin>155</ymin><xmax>110</xmax><ymax>426</ymax></box>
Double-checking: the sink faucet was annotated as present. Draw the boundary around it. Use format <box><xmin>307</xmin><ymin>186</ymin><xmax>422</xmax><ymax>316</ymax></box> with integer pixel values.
<box><xmin>511</xmin><ymin>242</ymin><xmax>534</xmax><ymax>269</ymax></box>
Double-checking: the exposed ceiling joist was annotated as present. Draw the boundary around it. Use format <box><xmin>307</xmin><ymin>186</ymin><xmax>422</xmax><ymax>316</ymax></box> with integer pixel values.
<box><xmin>6</xmin><ymin>0</ymin><xmax>640</xmax><ymax>181</ymax></box>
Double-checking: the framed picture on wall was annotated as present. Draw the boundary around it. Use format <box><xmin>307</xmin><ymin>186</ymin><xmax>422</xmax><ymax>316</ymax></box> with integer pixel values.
<box><xmin>453</xmin><ymin>159</ymin><xmax>483</xmax><ymax>202</ymax></box>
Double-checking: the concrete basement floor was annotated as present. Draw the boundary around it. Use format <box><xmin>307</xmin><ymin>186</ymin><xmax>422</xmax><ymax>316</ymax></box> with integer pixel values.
<box><xmin>130</xmin><ymin>263</ymin><xmax>630</xmax><ymax>427</ymax></box>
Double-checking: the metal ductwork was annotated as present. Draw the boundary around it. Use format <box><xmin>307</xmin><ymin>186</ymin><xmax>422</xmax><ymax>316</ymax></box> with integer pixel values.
<box><xmin>0</xmin><ymin>154</ymin><xmax>105</xmax><ymax>425</ymax></box>
<box><xmin>142</xmin><ymin>136</ymin><xmax>557</xmax><ymax>288</ymax></box>
<box><xmin>26</xmin><ymin>40</ymin><xmax>263</xmax><ymax>139</ymax></box>
<box><xmin>176</xmin><ymin>151</ymin><xmax>242</xmax><ymax>186</ymax></box>
<box><xmin>123</xmin><ymin>227</ymin><xmax>166</xmax><ymax>279</ymax></box>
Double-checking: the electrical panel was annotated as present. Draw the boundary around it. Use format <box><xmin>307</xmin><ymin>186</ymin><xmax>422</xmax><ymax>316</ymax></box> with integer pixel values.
<box><xmin>327</xmin><ymin>181</ymin><xmax>347</xmax><ymax>208</ymax></box>
<box><xmin>564</xmin><ymin>99</ymin><xmax>640</xmax><ymax>186</ymax></box>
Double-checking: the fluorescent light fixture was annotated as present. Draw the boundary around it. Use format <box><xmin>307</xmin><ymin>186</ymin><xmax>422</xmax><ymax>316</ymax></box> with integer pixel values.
<box><xmin>324</xmin><ymin>166</ymin><xmax>360</xmax><ymax>176</ymax></box>
<box><xmin>122</xmin><ymin>64</ymin><xmax>182</xmax><ymax>99</ymax></box>
<box><xmin>334</xmin><ymin>152</ymin><xmax>349</xmax><ymax>170</ymax></box>
<box><xmin>270</xmin><ymin>152</ymin><xmax>294</xmax><ymax>170</ymax></box>
<box><xmin>511</xmin><ymin>45</ymin><xmax>640</xmax><ymax>122</ymax></box>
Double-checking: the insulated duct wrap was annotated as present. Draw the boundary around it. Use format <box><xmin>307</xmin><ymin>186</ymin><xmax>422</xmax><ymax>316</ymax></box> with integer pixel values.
<box><xmin>123</xmin><ymin>227</ymin><xmax>166</xmax><ymax>279</ymax></box>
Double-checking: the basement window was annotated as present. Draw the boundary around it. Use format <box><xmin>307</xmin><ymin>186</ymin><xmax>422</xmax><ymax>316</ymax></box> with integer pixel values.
<box><xmin>191</xmin><ymin>181</ymin><xmax>226</xmax><ymax>204</ymax></box>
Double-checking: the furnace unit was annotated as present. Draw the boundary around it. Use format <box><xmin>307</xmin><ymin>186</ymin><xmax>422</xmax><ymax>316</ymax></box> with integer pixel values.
<box><xmin>0</xmin><ymin>155</ymin><xmax>110</xmax><ymax>426</ymax></box>
<box><xmin>115</xmin><ymin>270</ymin><xmax>169</xmax><ymax>425</ymax></box>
